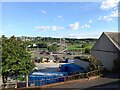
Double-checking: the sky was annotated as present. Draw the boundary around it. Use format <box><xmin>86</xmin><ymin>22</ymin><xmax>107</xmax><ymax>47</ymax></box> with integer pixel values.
<box><xmin>2</xmin><ymin>0</ymin><xmax>119</xmax><ymax>38</ymax></box>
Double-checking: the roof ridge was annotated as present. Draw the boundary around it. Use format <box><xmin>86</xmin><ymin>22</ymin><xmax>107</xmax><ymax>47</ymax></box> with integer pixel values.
<box><xmin>104</xmin><ymin>32</ymin><xmax>120</xmax><ymax>51</ymax></box>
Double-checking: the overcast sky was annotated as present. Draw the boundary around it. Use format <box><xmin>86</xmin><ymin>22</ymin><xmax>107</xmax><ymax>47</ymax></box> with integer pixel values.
<box><xmin>2</xmin><ymin>0</ymin><xmax>119</xmax><ymax>38</ymax></box>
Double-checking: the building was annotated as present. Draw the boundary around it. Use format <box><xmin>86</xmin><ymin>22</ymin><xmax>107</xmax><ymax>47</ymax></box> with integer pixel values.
<box><xmin>91</xmin><ymin>32</ymin><xmax>120</xmax><ymax>70</ymax></box>
<box><xmin>74</xmin><ymin>59</ymin><xmax>89</xmax><ymax>70</ymax></box>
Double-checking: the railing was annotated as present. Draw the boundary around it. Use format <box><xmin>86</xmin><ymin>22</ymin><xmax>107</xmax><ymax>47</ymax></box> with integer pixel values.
<box><xmin>16</xmin><ymin>70</ymin><xmax>100</xmax><ymax>88</ymax></box>
<box><xmin>1</xmin><ymin>82</ymin><xmax>16</xmax><ymax>89</ymax></box>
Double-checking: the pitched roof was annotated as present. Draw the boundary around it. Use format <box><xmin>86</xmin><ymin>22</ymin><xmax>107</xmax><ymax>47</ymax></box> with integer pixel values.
<box><xmin>104</xmin><ymin>32</ymin><xmax>120</xmax><ymax>51</ymax></box>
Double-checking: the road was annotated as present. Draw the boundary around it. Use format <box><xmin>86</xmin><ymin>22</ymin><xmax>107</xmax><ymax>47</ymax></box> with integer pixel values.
<box><xmin>50</xmin><ymin>73</ymin><xmax>120</xmax><ymax>89</ymax></box>
<box><xmin>31</xmin><ymin>50</ymin><xmax>90</xmax><ymax>60</ymax></box>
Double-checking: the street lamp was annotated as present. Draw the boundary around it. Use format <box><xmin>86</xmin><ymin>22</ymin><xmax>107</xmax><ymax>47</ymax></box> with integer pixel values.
<box><xmin>26</xmin><ymin>45</ymin><xmax>31</xmax><ymax>87</ymax></box>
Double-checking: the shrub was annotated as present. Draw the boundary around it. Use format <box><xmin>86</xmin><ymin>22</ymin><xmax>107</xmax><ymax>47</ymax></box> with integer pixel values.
<box><xmin>87</xmin><ymin>56</ymin><xmax>102</xmax><ymax>71</ymax></box>
<box><xmin>74</xmin><ymin>56</ymin><xmax>89</xmax><ymax>62</ymax></box>
<box><xmin>84</xmin><ymin>48</ymin><xmax>90</xmax><ymax>54</ymax></box>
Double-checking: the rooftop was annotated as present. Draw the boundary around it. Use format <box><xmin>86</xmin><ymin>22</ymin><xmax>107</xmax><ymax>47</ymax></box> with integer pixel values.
<box><xmin>104</xmin><ymin>32</ymin><xmax>120</xmax><ymax>51</ymax></box>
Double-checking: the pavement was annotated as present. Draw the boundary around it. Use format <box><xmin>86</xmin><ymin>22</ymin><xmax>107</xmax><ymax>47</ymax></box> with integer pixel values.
<box><xmin>35</xmin><ymin>62</ymin><xmax>69</xmax><ymax>72</ymax></box>
<box><xmin>49</xmin><ymin>73</ymin><xmax>120</xmax><ymax>89</ymax></box>
<box><xmin>35</xmin><ymin>63</ymin><xmax>60</xmax><ymax>72</ymax></box>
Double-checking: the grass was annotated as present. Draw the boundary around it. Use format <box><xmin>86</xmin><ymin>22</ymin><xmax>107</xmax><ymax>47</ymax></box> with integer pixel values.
<box><xmin>67</xmin><ymin>43</ymin><xmax>93</xmax><ymax>51</ymax></box>
<box><xmin>67</xmin><ymin>44</ymin><xmax>82</xmax><ymax>51</ymax></box>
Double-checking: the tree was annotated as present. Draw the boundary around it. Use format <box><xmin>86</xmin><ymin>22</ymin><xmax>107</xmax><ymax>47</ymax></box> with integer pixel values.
<box><xmin>84</xmin><ymin>48</ymin><xmax>90</xmax><ymax>54</ymax></box>
<box><xmin>37</xmin><ymin>43</ymin><xmax>48</xmax><ymax>48</ymax></box>
<box><xmin>2</xmin><ymin>35</ymin><xmax>35</xmax><ymax>83</ymax></box>
<box><xmin>87</xmin><ymin>56</ymin><xmax>102</xmax><ymax>71</ymax></box>
<box><xmin>47</xmin><ymin>45</ymin><xmax>58</xmax><ymax>52</ymax></box>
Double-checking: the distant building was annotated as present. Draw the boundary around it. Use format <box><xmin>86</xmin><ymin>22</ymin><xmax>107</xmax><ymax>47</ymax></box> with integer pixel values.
<box><xmin>91</xmin><ymin>32</ymin><xmax>120</xmax><ymax>70</ymax></box>
<box><xmin>19</xmin><ymin>36</ymin><xmax>35</xmax><ymax>41</ymax></box>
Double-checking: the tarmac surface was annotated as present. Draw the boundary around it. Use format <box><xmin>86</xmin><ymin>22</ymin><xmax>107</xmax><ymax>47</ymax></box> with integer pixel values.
<box><xmin>49</xmin><ymin>73</ymin><xmax>120</xmax><ymax>89</ymax></box>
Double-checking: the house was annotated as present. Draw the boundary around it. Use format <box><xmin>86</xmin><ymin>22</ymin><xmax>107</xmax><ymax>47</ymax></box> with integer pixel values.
<box><xmin>91</xmin><ymin>32</ymin><xmax>120</xmax><ymax>70</ymax></box>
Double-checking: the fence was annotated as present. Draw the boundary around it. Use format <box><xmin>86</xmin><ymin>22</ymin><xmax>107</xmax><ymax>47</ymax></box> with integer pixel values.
<box><xmin>16</xmin><ymin>70</ymin><xmax>100</xmax><ymax>88</ymax></box>
<box><xmin>1</xmin><ymin>70</ymin><xmax>100</xmax><ymax>89</ymax></box>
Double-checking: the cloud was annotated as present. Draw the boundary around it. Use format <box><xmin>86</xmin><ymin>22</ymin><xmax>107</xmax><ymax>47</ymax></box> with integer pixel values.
<box><xmin>68</xmin><ymin>34</ymin><xmax>79</xmax><ymax>37</ymax></box>
<box><xmin>68</xmin><ymin>22</ymin><xmax>80</xmax><ymax>30</ymax></box>
<box><xmin>89</xmin><ymin>20</ymin><xmax>92</xmax><ymax>23</ymax></box>
<box><xmin>99</xmin><ymin>0</ymin><xmax>119</xmax><ymax>22</ymax></box>
<box><xmin>58</xmin><ymin>15</ymin><xmax>62</xmax><ymax>18</ymax></box>
<box><xmin>54</xmin><ymin>15</ymin><xmax>62</xmax><ymax>21</ymax></box>
<box><xmin>40</xmin><ymin>9</ymin><xmax>47</xmax><ymax>14</ymax></box>
<box><xmin>51</xmin><ymin>26</ymin><xmax>64</xmax><ymax>31</ymax></box>
<box><xmin>68</xmin><ymin>32</ymin><xmax>101</xmax><ymax>39</ymax></box>
<box><xmin>100</xmin><ymin>0</ymin><xmax>119</xmax><ymax>10</ymax></box>
<box><xmin>98</xmin><ymin>10</ymin><xmax>119</xmax><ymax>22</ymax></box>
<box><xmin>98</xmin><ymin>16</ymin><xmax>113</xmax><ymax>22</ymax></box>
<box><xmin>35</xmin><ymin>25</ymin><xmax>64</xmax><ymax>31</ymax></box>
<box><xmin>110</xmin><ymin>10</ymin><xmax>119</xmax><ymax>17</ymax></box>
<box><xmin>82</xmin><ymin>24</ymin><xmax>90</xmax><ymax>28</ymax></box>
<box><xmin>35</xmin><ymin>26</ymin><xmax>50</xmax><ymax>31</ymax></box>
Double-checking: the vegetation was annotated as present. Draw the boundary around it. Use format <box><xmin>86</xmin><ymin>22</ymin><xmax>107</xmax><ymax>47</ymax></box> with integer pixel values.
<box><xmin>84</xmin><ymin>48</ymin><xmax>90</xmax><ymax>54</ymax></box>
<box><xmin>74</xmin><ymin>56</ymin><xmax>89</xmax><ymax>62</ymax></box>
<box><xmin>1</xmin><ymin>35</ymin><xmax>35</xmax><ymax>83</ymax></box>
<box><xmin>67</xmin><ymin>44</ymin><xmax>82</xmax><ymax>51</ymax></box>
<box><xmin>66</xmin><ymin>43</ymin><xmax>93</xmax><ymax>53</ymax></box>
<box><xmin>17</xmin><ymin>36</ymin><xmax>96</xmax><ymax>54</ymax></box>
<box><xmin>47</xmin><ymin>44</ymin><xmax>58</xmax><ymax>52</ymax></box>
<box><xmin>87</xmin><ymin>56</ymin><xmax>102</xmax><ymax>71</ymax></box>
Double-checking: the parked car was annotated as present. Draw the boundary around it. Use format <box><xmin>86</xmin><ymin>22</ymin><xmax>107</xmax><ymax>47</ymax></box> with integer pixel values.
<box><xmin>40</xmin><ymin>52</ymin><xmax>44</xmax><ymax>54</ymax></box>
<box><xmin>46</xmin><ymin>52</ymin><xmax>50</xmax><ymax>55</ymax></box>
<box><xmin>66</xmin><ymin>52</ymin><xmax>72</xmax><ymax>55</ymax></box>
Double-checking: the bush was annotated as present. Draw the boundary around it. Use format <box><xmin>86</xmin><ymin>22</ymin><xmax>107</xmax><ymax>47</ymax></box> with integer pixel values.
<box><xmin>87</xmin><ymin>56</ymin><xmax>102</xmax><ymax>71</ymax></box>
<box><xmin>74</xmin><ymin>56</ymin><xmax>89</xmax><ymax>62</ymax></box>
<box><xmin>47</xmin><ymin>45</ymin><xmax>58</xmax><ymax>52</ymax></box>
<box><xmin>84</xmin><ymin>48</ymin><xmax>90</xmax><ymax>54</ymax></box>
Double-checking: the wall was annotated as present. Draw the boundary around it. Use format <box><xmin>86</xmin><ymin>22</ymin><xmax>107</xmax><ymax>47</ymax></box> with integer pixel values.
<box><xmin>91</xmin><ymin>51</ymin><xmax>118</xmax><ymax>69</ymax></box>
<box><xmin>92</xmin><ymin>33</ymin><xmax>119</xmax><ymax>53</ymax></box>
<box><xmin>91</xmin><ymin>33</ymin><xmax>119</xmax><ymax>69</ymax></box>
<box><xmin>74</xmin><ymin>59</ymin><xmax>89</xmax><ymax>69</ymax></box>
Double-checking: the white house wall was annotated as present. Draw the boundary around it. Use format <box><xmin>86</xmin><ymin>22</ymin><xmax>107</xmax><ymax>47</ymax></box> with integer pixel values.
<box><xmin>91</xmin><ymin>50</ymin><xmax>118</xmax><ymax>69</ymax></box>
<box><xmin>92</xmin><ymin>33</ymin><xmax>118</xmax><ymax>53</ymax></box>
<box><xmin>91</xmin><ymin>33</ymin><xmax>119</xmax><ymax>69</ymax></box>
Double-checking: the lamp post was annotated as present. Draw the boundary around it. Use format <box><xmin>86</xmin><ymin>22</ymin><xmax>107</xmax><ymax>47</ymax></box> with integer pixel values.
<box><xmin>26</xmin><ymin>45</ymin><xmax>29</xmax><ymax>87</ymax></box>
<box><xmin>26</xmin><ymin>75</ymin><xmax>28</xmax><ymax>87</ymax></box>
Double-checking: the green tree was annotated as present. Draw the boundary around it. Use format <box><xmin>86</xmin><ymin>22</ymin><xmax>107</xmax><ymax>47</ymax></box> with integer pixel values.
<box><xmin>2</xmin><ymin>35</ymin><xmax>35</xmax><ymax>83</ymax></box>
<box><xmin>47</xmin><ymin>45</ymin><xmax>58</xmax><ymax>52</ymax></box>
<box><xmin>37</xmin><ymin>43</ymin><xmax>47</xmax><ymax>48</ymax></box>
<box><xmin>84</xmin><ymin>48</ymin><xmax>90</xmax><ymax>54</ymax></box>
